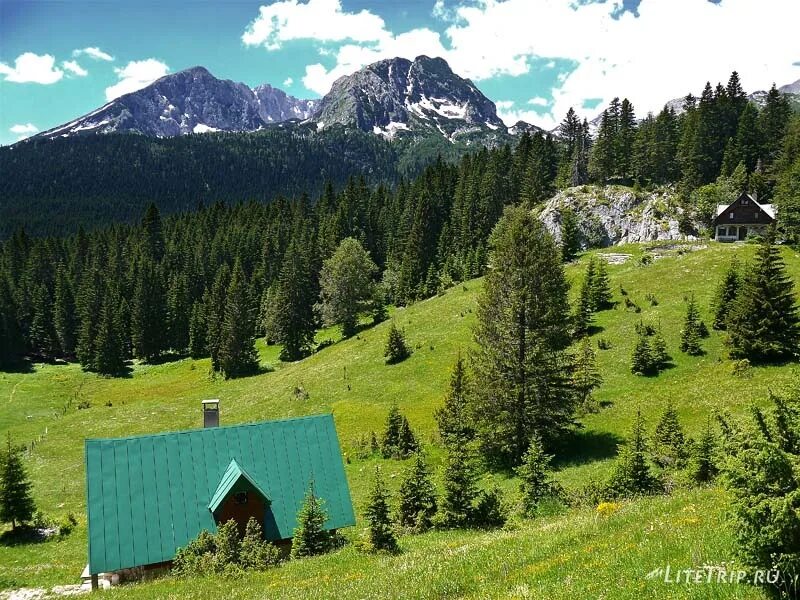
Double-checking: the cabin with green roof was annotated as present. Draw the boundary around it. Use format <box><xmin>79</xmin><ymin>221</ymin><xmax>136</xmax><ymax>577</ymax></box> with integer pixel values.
<box><xmin>84</xmin><ymin>404</ymin><xmax>354</xmax><ymax>585</ymax></box>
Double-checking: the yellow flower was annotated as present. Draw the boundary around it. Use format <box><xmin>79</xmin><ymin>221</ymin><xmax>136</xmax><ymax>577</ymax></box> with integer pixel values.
<box><xmin>596</xmin><ymin>501</ymin><xmax>622</xmax><ymax>517</ymax></box>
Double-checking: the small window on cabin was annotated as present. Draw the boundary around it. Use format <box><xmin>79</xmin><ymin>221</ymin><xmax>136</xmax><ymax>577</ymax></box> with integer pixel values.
<box><xmin>729</xmin><ymin>212</ymin><xmax>734</xmax><ymax>219</ymax></box>
<box><xmin>754</xmin><ymin>212</ymin><xmax>759</xmax><ymax>219</ymax></box>
<box><xmin>742</xmin><ymin>198</ymin><xmax>749</xmax><ymax>205</ymax></box>
<box><xmin>234</xmin><ymin>492</ymin><xmax>248</xmax><ymax>505</ymax></box>
<box><xmin>717</xmin><ymin>227</ymin><xmax>725</xmax><ymax>236</ymax></box>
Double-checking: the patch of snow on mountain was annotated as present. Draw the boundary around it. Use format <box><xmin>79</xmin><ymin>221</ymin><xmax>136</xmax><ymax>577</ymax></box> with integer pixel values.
<box><xmin>193</xmin><ymin>123</ymin><xmax>220</xmax><ymax>134</ymax></box>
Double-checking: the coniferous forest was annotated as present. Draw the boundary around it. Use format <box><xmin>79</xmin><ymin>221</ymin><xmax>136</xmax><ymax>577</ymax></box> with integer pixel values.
<box><xmin>1</xmin><ymin>72</ymin><xmax>799</xmax><ymax>377</ymax></box>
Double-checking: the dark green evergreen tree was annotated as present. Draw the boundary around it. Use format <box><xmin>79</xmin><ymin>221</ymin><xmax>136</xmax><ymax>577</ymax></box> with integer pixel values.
<box><xmin>560</xmin><ymin>208</ymin><xmax>581</xmax><ymax>262</ymax></box>
<box><xmin>439</xmin><ymin>438</ymin><xmax>477</xmax><ymax>528</ymax></box>
<box><xmin>0</xmin><ymin>435</ymin><xmax>36</xmax><ymax>530</ymax></box>
<box><xmin>630</xmin><ymin>332</ymin><xmax>655</xmax><ymax>375</ymax></box>
<box><xmin>397</xmin><ymin>452</ymin><xmax>437</xmax><ymax>531</ymax></box>
<box><xmin>471</xmin><ymin>207</ymin><xmax>576</xmax><ymax>465</ymax></box>
<box><xmin>362</xmin><ymin>467</ymin><xmax>399</xmax><ymax>553</ymax></box>
<box><xmin>384</xmin><ymin>321</ymin><xmax>410</xmax><ymax>364</ymax></box>
<box><xmin>680</xmin><ymin>294</ymin><xmax>704</xmax><ymax>356</ymax></box>
<box><xmin>573</xmin><ymin>337</ymin><xmax>602</xmax><ymax>410</ymax></box>
<box><xmin>652</xmin><ymin>403</ymin><xmax>688</xmax><ymax>468</ymax></box>
<box><xmin>515</xmin><ymin>433</ymin><xmax>554</xmax><ymax>516</ymax></box>
<box><xmin>608</xmin><ymin>410</ymin><xmax>658</xmax><ymax>497</ymax></box>
<box><xmin>93</xmin><ymin>288</ymin><xmax>127</xmax><ymax>376</ymax></box>
<box><xmin>167</xmin><ymin>273</ymin><xmax>191</xmax><ymax>353</ymax></box>
<box><xmin>434</xmin><ymin>354</ymin><xmax>473</xmax><ymax>448</ymax></box>
<box><xmin>712</xmin><ymin>258</ymin><xmax>740</xmax><ymax>330</ymax></box>
<box><xmin>0</xmin><ymin>275</ymin><xmax>23</xmax><ymax>367</ymax></box>
<box><xmin>188</xmin><ymin>300</ymin><xmax>208</xmax><ymax>359</ymax></box>
<box><xmin>273</xmin><ymin>240</ymin><xmax>316</xmax><ymax>362</ymax></box>
<box><xmin>216</xmin><ymin>259</ymin><xmax>259</xmax><ymax>378</ymax></box>
<box><xmin>131</xmin><ymin>258</ymin><xmax>168</xmax><ymax>362</ymax></box>
<box><xmin>691</xmin><ymin>418</ymin><xmax>718</xmax><ymax>483</ymax></box>
<box><xmin>727</xmin><ymin>227</ymin><xmax>800</xmax><ymax>362</ymax></box>
<box><xmin>291</xmin><ymin>481</ymin><xmax>331</xmax><ymax>558</ymax></box>
<box><xmin>590</xmin><ymin>259</ymin><xmax>613</xmax><ymax>310</ymax></box>
<box><xmin>53</xmin><ymin>264</ymin><xmax>77</xmax><ymax>357</ymax></box>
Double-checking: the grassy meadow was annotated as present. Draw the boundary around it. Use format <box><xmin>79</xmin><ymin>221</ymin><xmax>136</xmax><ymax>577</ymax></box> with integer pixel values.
<box><xmin>1</xmin><ymin>240</ymin><xmax>799</xmax><ymax>597</ymax></box>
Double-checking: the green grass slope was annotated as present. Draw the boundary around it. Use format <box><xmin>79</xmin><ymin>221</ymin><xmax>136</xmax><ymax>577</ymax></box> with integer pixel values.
<box><xmin>1</xmin><ymin>241</ymin><xmax>799</xmax><ymax>596</ymax></box>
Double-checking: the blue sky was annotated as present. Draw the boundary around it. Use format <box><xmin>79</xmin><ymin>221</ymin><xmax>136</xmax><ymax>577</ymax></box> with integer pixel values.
<box><xmin>1</xmin><ymin>0</ymin><xmax>799</xmax><ymax>145</ymax></box>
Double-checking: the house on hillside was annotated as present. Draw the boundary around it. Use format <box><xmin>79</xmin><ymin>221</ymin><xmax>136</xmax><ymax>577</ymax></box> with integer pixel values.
<box><xmin>712</xmin><ymin>192</ymin><xmax>775</xmax><ymax>242</ymax></box>
<box><xmin>84</xmin><ymin>402</ymin><xmax>354</xmax><ymax>588</ymax></box>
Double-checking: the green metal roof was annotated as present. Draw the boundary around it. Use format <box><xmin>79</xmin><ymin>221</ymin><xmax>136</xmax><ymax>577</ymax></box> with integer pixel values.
<box><xmin>85</xmin><ymin>413</ymin><xmax>354</xmax><ymax>575</ymax></box>
<box><xmin>207</xmin><ymin>459</ymin><xmax>269</xmax><ymax>513</ymax></box>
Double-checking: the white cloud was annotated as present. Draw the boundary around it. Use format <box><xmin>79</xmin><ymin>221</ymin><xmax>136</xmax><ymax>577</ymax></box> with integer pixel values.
<box><xmin>283</xmin><ymin>76</ymin><xmax>294</xmax><ymax>86</ymax></box>
<box><xmin>528</xmin><ymin>97</ymin><xmax>549</xmax><ymax>106</ymax></box>
<box><xmin>10</xmin><ymin>123</ymin><xmax>39</xmax><ymax>141</ymax></box>
<box><xmin>73</xmin><ymin>47</ymin><xmax>114</xmax><ymax>61</ymax></box>
<box><xmin>0</xmin><ymin>53</ymin><xmax>63</xmax><ymax>84</ymax></box>
<box><xmin>105</xmin><ymin>59</ymin><xmax>169</xmax><ymax>101</ymax></box>
<box><xmin>242</xmin><ymin>0</ymin><xmax>388</xmax><ymax>50</ymax></box>
<box><xmin>441</xmin><ymin>0</ymin><xmax>800</xmax><ymax>128</ymax></box>
<box><xmin>245</xmin><ymin>0</ymin><xmax>800</xmax><ymax>129</ymax></box>
<box><xmin>495</xmin><ymin>101</ymin><xmax>545</xmax><ymax>127</ymax></box>
<box><xmin>62</xmin><ymin>60</ymin><xmax>88</xmax><ymax>77</ymax></box>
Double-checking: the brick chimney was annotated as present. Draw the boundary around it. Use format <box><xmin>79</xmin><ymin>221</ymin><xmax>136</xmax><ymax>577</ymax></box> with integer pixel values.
<box><xmin>202</xmin><ymin>399</ymin><xmax>219</xmax><ymax>428</ymax></box>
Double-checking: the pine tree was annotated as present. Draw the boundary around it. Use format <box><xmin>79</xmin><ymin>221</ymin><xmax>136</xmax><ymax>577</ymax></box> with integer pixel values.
<box><xmin>272</xmin><ymin>240</ymin><xmax>316</xmax><ymax>362</ymax></box>
<box><xmin>728</xmin><ymin>227</ymin><xmax>800</xmax><ymax>362</ymax></box>
<box><xmin>680</xmin><ymin>294</ymin><xmax>704</xmax><ymax>356</ymax></box>
<box><xmin>397</xmin><ymin>453</ymin><xmax>437</xmax><ymax>530</ymax></box>
<box><xmin>75</xmin><ymin>266</ymin><xmax>102</xmax><ymax>371</ymax></box>
<box><xmin>691</xmin><ymin>418</ymin><xmax>718</xmax><ymax>483</ymax></box>
<box><xmin>0</xmin><ymin>275</ymin><xmax>23</xmax><ymax>367</ymax></box>
<box><xmin>560</xmin><ymin>208</ymin><xmax>581</xmax><ymax>262</ymax></box>
<box><xmin>140</xmin><ymin>202</ymin><xmax>165</xmax><ymax>261</ymax></box>
<box><xmin>0</xmin><ymin>435</ymin><xmax>36</xmax><ymax>530</ymax></box>
<box><xmin>28</xmin><ymin>282</ymin><xmax>58</xmax><ymax>358</ymax></box>
<box><xmin>573</xmin><ymin>277</ymin><xmax>593</xmax><ymax>339</ymax></box>
<box><xmin>590</xmin><ymin>259</ymin><xmax>613</xmax><ymax>310</ymax></box>
<box><xmin>131</xmin><ymin>257</ymin><xmax>167</xmax><ymax>362</ymax></box>
<box><xmin>651</xmin><ymin>328</ymin><xmax>669</xmax><ymax>370</ymax></box>
<box><xmin>652</xmin><ymin>403</ymin><xmax>688</xmax><ymax>468</ymax></box>
<box><xmin>590</xmin><ymin>107</ymin><xmax>617</xmax><ymax>183</ymax></box>
<box><xmin>93</xmin><ymin>288</ymin><xmax>127</xmax><ymax>375</ymax></box>
<box><xmin>53</xmin><ymin>264</ymin><xmax>77</xmax><ymax>357</ymax></box>
<box><xmin>573</xmin><ymin>337</ymin><xmax>603</xmax><ymax>410</ymax></box>
<box><xmin>384</xmin><ymin>321</ymin><xmax>410</xmax><ymax>364</ymax></box>
<box><xmin>291</xmin><ymin>481</ymin><xmax>331</xmax><ymax>558</ymax></box>
<box><xmin>188</xmin><ymin>300</ymin><xmax>208</xmax><ymax>358</ymax></box>
<box><xmin>631</xmin><ymin>331</ymin><xmax>656</xmax><ymax>376</ymax></box>
<box><xmin>515</xmin><ymin>433</ymin><xmax>554</xmax><ymax>516</ymax></box>
<box><xmin>166</xmin><ymin>273</ymin><xmax>191</xmax><ymax>353</ymax></box>
<box><xmin>381</xmin><ymin>405</ymin><xmax>418</xmax><ymax>459</ymax></box>
<box><xmin>217</xmin><ymin>259</ymin><xmax>259</xmax><ymax>378</ymax></box>
<box><xmin>616</xmin><ymin>98</ymin><xmax>637</xmax><ymax>181</ymax></box>
<box><xmin>735</xmin><ymin>102</ymin><xmax>762</xmax><ymax>173</ymax></box>
<box><xmin>439</xmin><ymin>439</ymin><xmax>477</xmax><ymax>528</ymax></box>
<box><xmin>759</xmin><ymin>84</ymin><xmax>792</xmax><ymax>166</ymax></box>
<box><xmin>362</xmin><ymin>467</ymin><xmax>399</xmax><ymax>553</ymax></box>
<box><xmin>712</xmin><ymin>259</ymin><xmax>740</xmax><ymax>330</ymax></box>
<box><xmin>471</xmin><ymin>207</ymin><xmax>576</xmax><ymax>465</ymax></box>
<box><xmin>434</xmin><ymin>354</ymin><xmax>474</xmax><ymax>448</ymax></box>
<box><xmin>608</xmin><ymin>410</ymin><xmax>658</xmax><ymax>497</ymax></box>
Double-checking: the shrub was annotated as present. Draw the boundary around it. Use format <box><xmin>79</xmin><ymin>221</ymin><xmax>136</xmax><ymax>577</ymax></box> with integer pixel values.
<box><xmin>384</xmin><ymin>321</ymin><xmax>410</xmax><ymax>364</ymax></box>
<box><xmin>239</xmin><ymin>518</ymin><xmax>280</xmax><ymax>571</ymax></box>
<box><xmin>472</xmin><ymin>487</ymin><xmax>506</xmax><ymax>528</ymax></box>
<box><xmin>607</xmin><ymin>410</ymin><xmax>659</xmax><ymax>498</ymax></box>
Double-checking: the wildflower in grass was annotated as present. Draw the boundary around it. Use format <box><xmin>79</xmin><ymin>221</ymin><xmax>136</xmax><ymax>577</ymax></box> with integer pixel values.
<box><xmin>596</xmin><ymin>501</ymin><xmax>622</xmax><ymax>517</ymax></box>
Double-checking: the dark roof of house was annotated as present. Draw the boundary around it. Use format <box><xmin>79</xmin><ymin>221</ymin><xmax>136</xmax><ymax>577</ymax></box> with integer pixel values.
<box><xmin>712</xmin><ymin>192</ymin><xmax>776</xmax><ymax>225</ymax></box>
<box><xmin>85</xmin><ymin>413</ymin><xmax>354</xmax><ymax>575</ymax></box>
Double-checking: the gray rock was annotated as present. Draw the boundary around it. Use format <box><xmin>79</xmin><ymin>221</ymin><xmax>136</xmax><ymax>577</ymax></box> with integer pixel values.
<box><xmin>538</xmin><ymin>185</ymin><xmax>696</xmax><ymax>247</ymax></box>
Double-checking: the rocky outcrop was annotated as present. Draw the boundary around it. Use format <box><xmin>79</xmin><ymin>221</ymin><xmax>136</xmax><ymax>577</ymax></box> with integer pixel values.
<box><xmin>538</xmin><ymin>185</ymin><xmax>695</xmax><ymax>247</ymax></box>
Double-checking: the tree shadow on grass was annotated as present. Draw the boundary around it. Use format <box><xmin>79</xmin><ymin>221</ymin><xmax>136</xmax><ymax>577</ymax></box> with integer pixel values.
<box><xmin>0</xmin><ymin>359</ymin><xmax>34</xmax><ymax>374</ymax></box>
<box><xmin>551</xmin><ymin>429</ymin><xmax>623</xmax><ymax>469</ymax></box>
<box><xmin>0</xmin><ymin>526</ymin><xmax>50</xmax><ymax>547</ymax></box>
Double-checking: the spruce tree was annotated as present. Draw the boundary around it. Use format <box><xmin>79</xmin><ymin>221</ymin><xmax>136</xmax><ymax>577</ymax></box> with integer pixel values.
<box><xmin>217</xmin><ymin>259</ymin><xmax>259</xmax><ymax>378</ymax></box>
<box><xmin>93</xmin><ymin>288</ymin><xmax>127</xmax><ymax>375</ymax></box>
<box><xmin>362</xmin><ymin>467</ymin><xmax>399</xmax><ymax>553</ymax></box>
<box><xmin>291</xmin><ymin>481</ymin><xmax>331</xmax><ymax>558</ymax></box>
<box><xmin>397</xmin><ymin>453</ymin><xmax>437</xmax><ymax>530</ymax></box>
<box><xmin>651</xmin><ymin>328</ymin><xmax>669</xmax><ymax>370</ymax></box>
<box><xmin>75</xmin><ymin>266</ymin><xmax>102</xmax><ymax>371</ymax></box>
<box><xmin>471</xmin><ymin>207</ymin><xmax>576</xmax><ymax>465</ymax></box>
<box><xmin>381</xmin><ymin>405</ymin><xmax>418</xmax><ymax>459</ymax></box>
<box><xmin>608</xmin><ymin>410</ymin><xmax>658</xmax><ymax>497</ymax></box>
<box><xmin>691</xmin><ymin>418</ymin><xmax>718</xmax><ymax>483</ymax></box>
<box><xmin>712</xmin><ymin>259</ymin><xmax>740</xmax><ymax>330</ymax></box>
<box><xmin>0</xmin><ymin>435</ymin><xmax>36</xmax><ymax>530</ymax></box>
<box><xmin>573</xmin><ymin>337</ymin><xmax>603</xmax><ymax>410</ymax></box>
<box><xmin>727</xmin><ymin>227</ymin><xmax>800</xmax><ymax>362</ymax></box>
<box><xmin>131</xmin><ymin>257</ymin><xmax>167</xmax><ymax>362</ymax></box>
<box><xmin>0</xmin><ymin>275</ymin><xmax>23</xmax><ymax>367</ymax></box>
<box><xmin>384</xmin><ymin>321</ymin><xmax>410</xmax><ymax>364</ymax></box>
<box><xmin>273</xmin><ymin>240</ymin><xmax>316</xmax><ymax>362</ymax></box>
<box><xmin>630</xmin><ymin>332</ymin><xmax>655</xmax><ymax>375</ymax></box>
<box><xmin>590</xmin><ymin>259</ymin><xmax>613</xmax><ymax>310</ymax></box>
<box><xmin>28</xmin><ymin>282</ymin><xmax>58</xmax><ymax>358</ymax></box>
<box><xmin>560</xmin><ymin>208</ymin><xmax>581</xmax><ymax>262</ymax></box>
<box><xmin>680</xmin><ymin>294</ymin><xmax>704</xmax><ymax>356</ymax></box>
<box><xmin>439</xmin><ymin>439</ymin><xmax>477</xmax><ymax>528</ymax></box>
<box><xmin>573</xmin><ymin>274</ymin><xmax>594</xmax><ymax>339</ymax></box>
<box><xmin>515</xmin><ymin>433</ymin><xmax>554</xmax><ymax>516</ymax></box>
<box><xmin>166</xmin><ymin>273</ymin><xmax>191</xmax><ymax>353</ymax></box>
<box><xmin>652</xmin><ymin>403</ymin><xmax>688</xmax><ymax>468</ymax></box>
<box><xmin>434</xmin><ymin>354</ymin><xmax>473</xmax><ymax>448</ymax></box>
<box><xmin>188</xmin><ymin>300</ymin><xmax>208</xmax><ymax>359</ymax></box>
<box><xmin>53</xmin><ymin>264</ymin><xmax>77</xmax><ymax>357</ymax></box>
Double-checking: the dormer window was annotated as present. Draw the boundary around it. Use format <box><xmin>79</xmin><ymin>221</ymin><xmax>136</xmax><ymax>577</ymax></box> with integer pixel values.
<box><xmin>234</xmin><ymin>492</ymin><xmax>248</xmax><ymax>505</ymax></box>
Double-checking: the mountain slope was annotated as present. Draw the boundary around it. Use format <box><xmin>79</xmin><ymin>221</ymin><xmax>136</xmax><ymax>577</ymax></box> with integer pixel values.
<box><xmin>31</xmin><ymin>66</ymin><xmax>317</xmax><ymax>139</ymax></box>
<box><xmin>314</xmin><ymin>55</ymin><xmax>507</xmax><ymax>141</ymax></box>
